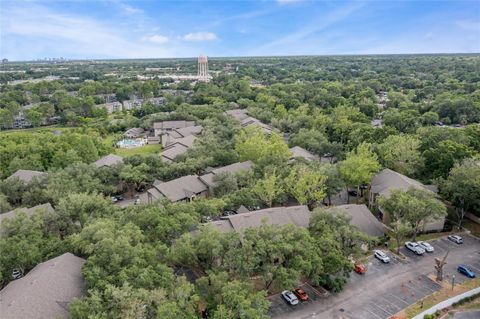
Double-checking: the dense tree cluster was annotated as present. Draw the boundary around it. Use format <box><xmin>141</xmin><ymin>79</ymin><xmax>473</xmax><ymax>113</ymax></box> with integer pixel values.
<box><xmin>0</xmin><ymin>55</ymin><xmax>479</xmax><ymax>317</ymax></box>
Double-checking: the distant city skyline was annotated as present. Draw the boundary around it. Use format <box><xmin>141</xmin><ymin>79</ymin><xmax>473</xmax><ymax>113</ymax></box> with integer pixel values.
<box><xmin>1</xmin><ymin>0</ymin><xmax>479</xmax><ymax>61</ymax></box>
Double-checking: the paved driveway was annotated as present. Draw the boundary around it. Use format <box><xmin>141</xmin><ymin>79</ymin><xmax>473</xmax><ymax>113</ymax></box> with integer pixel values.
<box><xmin>272</xmin><ymin>234</ymin><xmax>480</xmax><ymax>319</ymax></box>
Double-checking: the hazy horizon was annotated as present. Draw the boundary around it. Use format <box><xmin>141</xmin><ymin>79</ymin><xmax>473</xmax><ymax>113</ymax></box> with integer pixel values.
<box><xmin>1</xmin><ymin>0</ymin><xmax>479</xmax><ymax>61</ymax></box>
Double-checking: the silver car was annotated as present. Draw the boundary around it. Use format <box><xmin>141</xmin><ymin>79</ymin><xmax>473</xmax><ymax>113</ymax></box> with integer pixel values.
<box><xmin>374</xmin><ymin>250</ymin><xmax>390</xmax><ymax>263</ymax></box>
<box><xmin>281</xmin><ymin>290</ymin><xmax>299</xmax><ymax>305</ymax></box>
<box><xmin>418</xmin><ymin>241</ymin><xmax>434</xmax><ymax>252</ymax></box>
<box><xmin>405</xmin><ymin>242</ymin><xmax>425</xmax><ymax>255</ymax></box>
<box><xmin>448</xmin><ymin>235</ymin><xmax>463</xmax><ymax>244</ymax></box>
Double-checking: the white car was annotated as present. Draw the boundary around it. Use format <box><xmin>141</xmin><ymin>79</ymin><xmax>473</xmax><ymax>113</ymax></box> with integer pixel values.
<box><xmin>405</xmin><ymin>242</ymin><xmax>426</xmax><ymax>255</ymax></box>
<box><xmin>418</xmin><ymin>241</ymin><xmax>434</xmax><ymax>253</ymax></box>
<box><xmin>448</xmin><ymin>235</ymin><xmax>463</xmax><ymax>244</ymax></box>
<box><xmin>12</xmin><ymin>269</ymin><xmax>22</xmax><ymax>279</ymax></box>
<box><xmin>374</xmin><ymin>250</ymin><xmax>390</xmax><ymax>263</ymax></box>
<box><xmin>281</xmin><ymin>290</ymin><xmax>299</xmax><ymax>305</ymax></box>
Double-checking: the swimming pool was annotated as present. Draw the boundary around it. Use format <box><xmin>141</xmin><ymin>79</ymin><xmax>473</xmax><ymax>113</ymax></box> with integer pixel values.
<box><xmin>116</xmin><ymin>138</ymin><xmax>147</xmax><ymax>148</ymax></box>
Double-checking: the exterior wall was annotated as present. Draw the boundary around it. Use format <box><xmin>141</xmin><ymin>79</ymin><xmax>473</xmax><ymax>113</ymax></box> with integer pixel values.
<box><xmin>422</xmin><ymin>218</ymin><xmax>446</xmax><ymax>232</ymax></box>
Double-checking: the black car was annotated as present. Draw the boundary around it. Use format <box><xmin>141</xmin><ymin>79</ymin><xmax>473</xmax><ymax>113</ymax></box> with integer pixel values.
<box><xmin>223</xmin><ymin>210</ymin><xmax>237</xmax><ymax>216</ymax></box>
<box><xmin>348</xmin><ymin>190</ymin><xmax>358</xmax><ymax>197</ymax></box>
<box><xmin>114</xmin><ymin>195</ymin><xmax>125</xmax><ymax>201</ymax></box>
<box><xmin>136</xmin><ymin>185</ymin><xmax>147</xmax><ymax>193</ymax></box>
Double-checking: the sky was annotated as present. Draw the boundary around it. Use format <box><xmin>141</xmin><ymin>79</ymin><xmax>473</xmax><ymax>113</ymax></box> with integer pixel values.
<box><xmin>0</xmin><ymin>0</ymin><xmax>479</xmax><ymax>61</ymax></box>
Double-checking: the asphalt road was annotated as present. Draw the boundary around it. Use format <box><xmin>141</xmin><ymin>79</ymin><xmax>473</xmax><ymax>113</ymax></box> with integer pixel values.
<box><xmin>271</xmin><ymin>234</ymin><xmax>480</xmax><ymax>319</ymax></box>
<box><xmin>453</xmin><ymin>310</ymin><xmax>480</xmax><ymax>319</ymax></box>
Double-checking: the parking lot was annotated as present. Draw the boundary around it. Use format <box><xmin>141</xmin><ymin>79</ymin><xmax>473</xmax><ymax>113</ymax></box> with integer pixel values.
<box><xmin>272</xmin><ymin>234</ymin><xmax>480</xmax><ymax>319</ymax></box>
<box><xmin>400</xmin><ymin>235</ymin><xmax>480</xmax><ymax>285</ymax></box>
<box><xmin>352</xmin><ymin>273</ymin><xmax>442</xmax><ymax>319</ymax></box>
<box><xmin>268</xmin><ymin>283</ymin><xmax>328</xmax><ymax>317</ymax></box>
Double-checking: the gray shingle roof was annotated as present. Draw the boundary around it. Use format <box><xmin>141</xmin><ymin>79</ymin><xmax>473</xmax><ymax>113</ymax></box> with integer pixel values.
<box><xmin>0</xmin><ymin>253</ymin><xmax>86</xmax><ymax>319</ymax></box>
<box><xmin>0</xmin><ymin>203</ymin><xmax>54</xmax><ymax>226</ymax></box>
<box><xmin>199</xmin><ymin>161</ymin><xmax>254</xmax><ymax>188</ymax></box>
<box><xmin>153</xmin><ymin>120</ymin><xmax>195</xmax><ymax>130</ymax></box>
<box><xmin>289</xmin><ymin>146</ymin><xmax>319</xmax><ymax>161</ymax></box>
<box><xmin>150</xmin><ymin>175</ymin><xmax>208</xmax><ymax>202</ymax></box>
<box><xmin>173</xmin><ymin>125</ymin><xmax>203</xmax><ymax>138</ymax></box>
<box><xmin>208</xmin><ymin>205</ymin><xmax>310</xmax><ymax>236</ymax></box>
<box><xmin>370</xmin><ymin>168</ymin><xmax>429</xmax><ymax>199</ymax></box>
<box><xmin>160</xmin><ymin>135</ymin><xmax>197</xmax><ymax>161</ymax></box>
<box><xmin>326</xmin><ymin>204</ymin><xmax>387</xmax><ymax>237</ymax></box>
<box><xmin>6</xmin><ymin>170</ymin><xmax>46</xmax><ymax>184</ymax></box>
<box><xmin>212</xmin><ymin>160</ymin><xmax>254</xmax><ymax>175</ymax></box>
<box><xmin>225</xmin><ymin>109</ymin><xmax>249</xmax><ymax>121</ymax></box>
<box><xmin>93</xmin><ymin>154</ymin><xmax>123</xmax><ymax>168</ymax></box>
<box><xmin>240</xmin><ymin>117</ymin><xmax>273</xmax><ymax>133</ymax></box>
<box><xmin>160</xmin><ymin>144</ymin><xmax>189</xmax><ymax>162</ymax></box>
<box><xmin>124</xmin><ymin>127</ymin><xmax>145</xmax><ymax>137</ymax></box>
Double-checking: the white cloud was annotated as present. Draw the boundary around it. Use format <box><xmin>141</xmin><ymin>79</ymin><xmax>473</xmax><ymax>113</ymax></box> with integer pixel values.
<box><xmin>120</xmin><ymin>3</ymin><xmax>143</xmax><ymax>15</ymax></box>
<box><xmin>143</xmin><ymin>34</ymin><xmax>169</xmax><ymax>44</ymax></box>
<box><xmin>456</xmin><ymin>20</ymin><xmax>480</xmax><ymax>31</ymax></box>
<box><xmin>252</xmin><ymin>1</ymin><xmax>366</xmax><ymax>55</ymax></box>
<box><xmin>182</xmin><ymin>32</ymin><xmax>218</xmax><ymax>42</ymax></box>
<box><xmin>1</xmin><ymin>3</ymin><xmax>180</xmax><ymax>60</ymax></box>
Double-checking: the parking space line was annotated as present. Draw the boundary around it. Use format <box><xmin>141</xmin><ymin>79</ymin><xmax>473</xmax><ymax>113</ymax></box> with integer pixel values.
<box><xmin>381</xmin><ymin>296</ymin><xmax>402</xmax><ymax>311</ymax></box>
<box><xmin>370</xmin><ymin>302</ymin><xmax>394</xmax><ymax>317</ymax></box>
<box><xmin>364</xmin><ymin>307</ymin><xmax>384</xmax><ymax>319</ymax></box>
<box><xmin>417</xmin><ymin>280</ymin><xmax>438</xmax><ymax>294</ymax></box>
<box><xmin>468</xmin><ymin>264</ymin><xmax>480</xmax><ymax>273</ymax></box>
<box><xmin>387</xmin><ymin>293</ymin><xmax>410</xmax><ymax>306</ymax></box>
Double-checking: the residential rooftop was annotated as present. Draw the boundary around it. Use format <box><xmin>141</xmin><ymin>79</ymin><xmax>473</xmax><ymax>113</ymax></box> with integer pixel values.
<box><xmin>370</xmin><ymin>168</ymin><xmax>430</xmax><ymax>199</ymax></box>
<box><xmin>0</xmin><ymin>253</ymin><xmax>86</xmax><ymax>319</ymax></box>
<box><xmin>6</xmin><ymin>169</ymin><xmax>46</xmax><ymax>184</ymax></box>
<box><xmin>289</xmin><ymin>146</ymin><xmax>319</xmax><ymax>161</ymax></box>
<box><xmin>326</xmin><ymin>204</ymin><xmax>387</xmax><ymax>237</ymax></box>
<box><xmin>207</xmin><ymin>205</ymin><xmax>310</xmax><ymax>237</ymax></box>
<box><xmin>153</xmin><ymin>120</ymin><xmax>196</xmax><ymax>130</ymax></box>
<box><xmin>199</xmin><ymin>160</ymin><xmax>254</xmax><ymax>188</ymax></box>
<box><xmin>0</xmin><ymin>203</ymin><xmax>54</xmax><ymax>227</ymax></box>
<box><xmin>148</xmin><ymin>174</ymin><xmax>208</xmax><ymax>202</ymax></box>
<box><xmin>93</xmin><ymin>154</ymin><xmax>124</xmax><ymax>168</ymax></box>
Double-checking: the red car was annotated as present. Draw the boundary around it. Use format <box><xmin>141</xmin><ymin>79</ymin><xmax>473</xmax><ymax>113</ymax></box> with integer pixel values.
<box><xmin>293</xmin><ymin>288</ymin><xmax>309</xmax><ymax>301</ymax></box>
<box><xmin>354</xmin><ymin>262</ymin><xmax>366</xmax><ymax>274</ymax></box>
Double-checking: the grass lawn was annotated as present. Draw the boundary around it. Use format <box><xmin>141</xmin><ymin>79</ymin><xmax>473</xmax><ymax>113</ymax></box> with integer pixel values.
<box><xmin>0</xmin><ymin>125</ymin><xmax>75</xmax><ymax>135</ymax></box>
<box><xmin>104</xmin><ymin>134</ymin><xmax>162</xmax><ymax>157</ymax></box>
<box><xmin>115</xmin><ymin>144</ymin><xmax>162</xmax><ymax>157</ymax></box>
<box><xmin>463</xmin><ymin>220</ymin><xmax>480</xmax><ymax>237</ymax></box>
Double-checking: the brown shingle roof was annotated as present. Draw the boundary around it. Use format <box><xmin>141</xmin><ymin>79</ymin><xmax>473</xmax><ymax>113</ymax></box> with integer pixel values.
<box><xmin>153</xmin><ymin>120</ymin><xmax>195</xmax><ymax>130</ymax></box>
<box><xmin>0</xmin><ymin>253</ymin><xmax>86</xmax><ymax>319</ymax></box>
<box><xmin>6</xmin><ymin>170</ymin><xmax>46</xmax><ymax>184</ymax></box>
<box><xmin>289</xmin><ymin>146</ymin><xmax>319</xmax><ymax>161</ymax></box>
<box><xmin>173</xmin><ymin>125</ymin><xmax>203</xmax><ymax>138</ymax></box>
<box><xmin>199</xmin><ymin>161</ymin><xmax>254</xmax><ymax>188</ymax></box>
<box><xmin>225</xmin><ymin>109</ymin><xmax>249</xmax><ymax>121</ymax></box>
<box><xmin>160</xmin><ymin>135</ymin><xmax>197</xmax><ymax>161</ymax></box>
<box><xmin>240</xmin><ymin>117</ymin><xmax>273</xmax><ymax>133</ymax></box>
<box><xmin>326</xmin><ymin>204</ymin><xmax>387</xmax><ymax>237</ymax></box>
<box><xmin>208</xmin><ymin>205</ymin><xmax>310</xmax><ymax>236</ymax></box>
<box><xmin>151</xmin><ymin>175</ymin><xmax>208</xmax><ymax>202</ymax></box>
<box><xmin>93</xmin><ymin>154</ymin><xmax>123</xmax><ymax>168</ymax></box>
<box><xmin>0</xmin><ymin>203</ymin><xmax>54</xmax><ymax>226</ymax></box>
<box><xmin>370</xmin><ymin>168</ymin><xmax>429</xmax><ymax>199</ymax></box>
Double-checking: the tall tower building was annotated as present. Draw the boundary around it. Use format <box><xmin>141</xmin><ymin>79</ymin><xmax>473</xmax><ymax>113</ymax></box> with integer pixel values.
<box><xmin>198</xmin><ymin>55</ymin><xmax>208</xmax><ymax>77</ymax></box>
